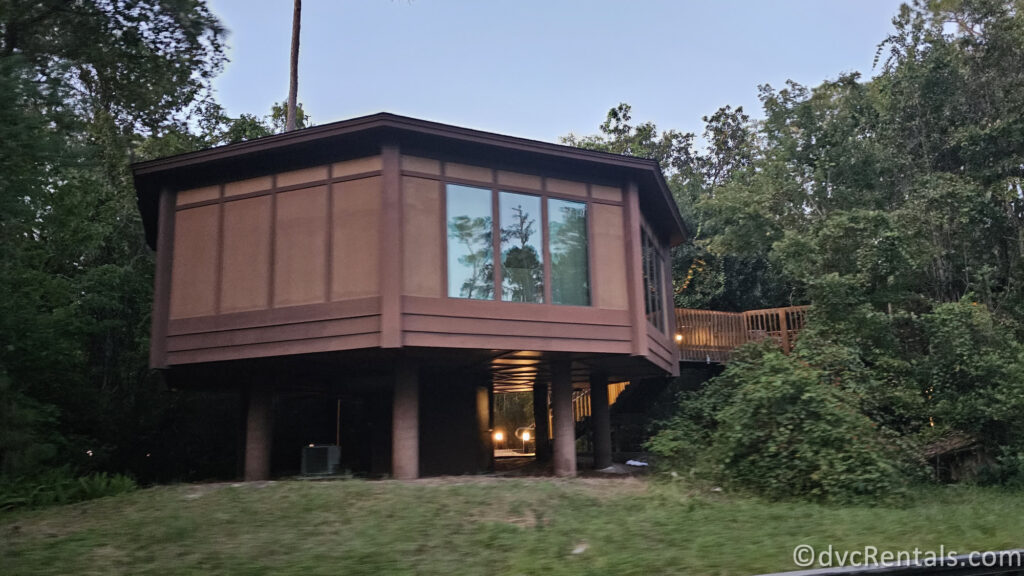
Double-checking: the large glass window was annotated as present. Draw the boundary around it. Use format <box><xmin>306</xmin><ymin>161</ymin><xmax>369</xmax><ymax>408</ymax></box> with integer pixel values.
<box><xmin>548</xmin><ymin>199</ymin><xmax>589</xmax><ymax>306</ymax></box>
<box><xmin>642</xmin><ymin>229</ymin><xmax>665</xmax><ymax>331</ymax></box>
<box><xmin>500</xmin><ymin>192</ymin><xmax>544</xmax><ymax>303</ymax></box>
<box><xmin>447</xmin><ymin>184</ymin><xmax>494</xmax><ymax>299</ymax></box>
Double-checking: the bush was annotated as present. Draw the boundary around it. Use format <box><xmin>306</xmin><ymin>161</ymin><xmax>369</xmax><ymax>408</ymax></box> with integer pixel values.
<box><xmin>649</xmin><ymin>341</ymin><xmax>910</xmax><ymax>504</ymax></box>
<box><xmin>710</xmin><ymin>344</ymin><xmax>907</xmax><ymax>503</ymax></box>
<box><xmin>0</xmin><ymin>467</ymin><xmax>137</xmax><ymax>511</ymax></box>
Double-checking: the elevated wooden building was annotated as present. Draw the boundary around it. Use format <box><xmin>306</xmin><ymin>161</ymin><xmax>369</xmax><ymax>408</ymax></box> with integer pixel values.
<box><xmin>133</xmin><ymin>113</ymin><xmax>685</xmax><ymax>480</ymax></box>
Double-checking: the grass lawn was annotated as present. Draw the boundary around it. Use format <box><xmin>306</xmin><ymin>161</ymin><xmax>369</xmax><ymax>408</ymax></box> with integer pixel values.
<box><xmin>2</xmin><ymin>477</ymin><xmax>1023</xmax><ymax>575</ymax></box>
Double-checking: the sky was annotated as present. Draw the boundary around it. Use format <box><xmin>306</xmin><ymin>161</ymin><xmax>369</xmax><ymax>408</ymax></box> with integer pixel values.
<box><xmin>207</xmin><ymin>0</ymin><xmax>907</xmax><ymax>144</ymax></box>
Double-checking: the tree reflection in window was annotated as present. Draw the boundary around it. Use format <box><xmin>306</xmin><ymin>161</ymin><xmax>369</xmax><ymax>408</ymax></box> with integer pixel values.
<box><xmin>548</xmin><ymin>199</ymin><xmax>589</xmax><ymax>306</ymax></box>
<box><xmin>447</xmin><ymin>184</ymin><xmax>493</xmax><ymax>299</ymax></box>
<box><xmin>500</xmin><ymin>192</ymin><xmax>543</xmax><ymax>303</ymax></box>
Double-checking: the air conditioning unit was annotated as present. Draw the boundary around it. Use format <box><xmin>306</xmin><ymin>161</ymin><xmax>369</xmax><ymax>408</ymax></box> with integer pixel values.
<box><xmin>301</xmin><ymin>445</ymin><xmax>340</xmax><ymax>475</ymax></box>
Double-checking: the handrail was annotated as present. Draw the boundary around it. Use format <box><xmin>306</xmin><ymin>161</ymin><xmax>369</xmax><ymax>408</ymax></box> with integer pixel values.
<box><xmin>675</xmin><ymin>305</ymin><xmax>810</xmax><ymax>363</ymax></box>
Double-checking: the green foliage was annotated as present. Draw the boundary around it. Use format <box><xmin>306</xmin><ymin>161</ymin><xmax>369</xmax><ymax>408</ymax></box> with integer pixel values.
<box><xmin>0</xmin><ymin>467</ymin><xmax>136</xmax><ymax>511</ymax></box>
<box><xmin>649</xmin><ymin>342</ymin><xmax>911</xmax><ymax>504</ymax></box>
<box><xmin>0</xmin><ymin>1</ymin><xmax>229</xmax><ymax>484</ymax></box>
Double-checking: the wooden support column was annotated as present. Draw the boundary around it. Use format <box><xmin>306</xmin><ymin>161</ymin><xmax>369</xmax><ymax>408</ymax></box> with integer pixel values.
<box><xmin>243</xmin><ymin>384</ymin><xmax>273</xmax><ymax>481</ymax></box>
<box><xmin>149</xmin><ymin>187</ymin><xmax>175</xmax><ymax>369</ymax></box>
<box><xmin>392</xmin><ymin>360</ymin><xmax>419</xmax><ymax>480</ymax></box>
<box><xmin>589</xmin><ymin>372</ymin><xmax>612</xmax><ymax>470</ymax></box>
<box><xmin>532</xmin><ymin>380</ymin><xmax>551</xmax><ymax>462</ymax></box>
<box><xmin>550</xmin><ymin>359</ymin><xmax>576</xmax><ymax>477</ymax></box>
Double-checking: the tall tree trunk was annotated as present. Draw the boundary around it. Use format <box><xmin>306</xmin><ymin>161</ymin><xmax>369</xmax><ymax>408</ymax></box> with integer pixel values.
<box><xmin>285</xmin><ymin>0</ymin><xmax>301</xmax><ymax>132</ymax></box>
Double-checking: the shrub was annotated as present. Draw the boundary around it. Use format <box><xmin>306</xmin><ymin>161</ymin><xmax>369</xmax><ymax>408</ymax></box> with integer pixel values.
<box><xmin>709</xmin><ymin>343</ymin><xmax>906</xmax><ymax>503</ymax></box>
<box><xmin>649</xmin><ymin>341</ymin><xmax>910</xmax><ymax>504</ymax></box>
<box><xmin>0</xmin><ymin>467</ymin><xmax>136</xmax><ymax>511</ymax></box>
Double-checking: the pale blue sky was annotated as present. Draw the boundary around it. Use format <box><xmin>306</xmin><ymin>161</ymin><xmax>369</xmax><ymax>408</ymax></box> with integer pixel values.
<box><xmin>208</xmin><ymin>0</ymin><xmax>906</xmax><ymax>143</ymax></box>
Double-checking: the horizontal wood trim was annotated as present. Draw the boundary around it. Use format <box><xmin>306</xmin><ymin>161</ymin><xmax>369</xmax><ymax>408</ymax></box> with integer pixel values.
<box><xmin>167</xmin><ymin>315</ymin><xmax>380</xmax><ymax>352</ymax></box>
<box><xmin>402</xmin><ymin>296</ymin><xmax>630</xmax><ymax>326</ymax></box>
<box><xmin>402</xmin><ymin>332</ymin><xmax>631</xmax><ymax>355</ymax></box>
<box><xmin>646</xmin><ymin>333</ymin><xmax>677</xmax><ymax>374</ymax></box>
<box><xmin>174</xmin><ymin>171</ymin><xmax>384</xmax><ymax>210</ymax></box>
<box><xmin>168</xmin><ymin>297</ymin><xmax>380</xmax><ymax>336</ymax></box>
<box><xmin>166</xmin><ymin>332</ymin><xmax>382</xmax><ymax>365</ymax></box>
<box><xmin>403</xmin><ymin>315</ymin><xmax>632</xmax><ymax>342</ymax></box>
<box><xmin>397</xmin><ymin>171</ymin><xmax>624</xmax><ymax>206</ymax></box>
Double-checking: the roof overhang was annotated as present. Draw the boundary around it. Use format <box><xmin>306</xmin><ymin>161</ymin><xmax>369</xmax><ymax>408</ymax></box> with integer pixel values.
<box><xmin>132</xmin><ymin>112</ymin><xmax>688</xmax><ymax>249</ymax></box>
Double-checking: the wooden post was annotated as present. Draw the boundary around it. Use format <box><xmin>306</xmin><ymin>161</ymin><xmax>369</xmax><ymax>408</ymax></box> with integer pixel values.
<box><xmin>244</xmin><ymin>384</ymin><xmax>273</xmax><ymax>481</ymax></box>
<box><xmin>550</xmin><ymin>358</ymin><xmax>576</xmax><ymax>477</ymax></box>
<box><xmin>392</xmin><ymin>360</ymin><xmax>419</xmax><ymax>480</ymax></box>
<box><xmin>779</xmin><ymin>309</ymin><xmax>791</xmax><ymax>354</ymax></box>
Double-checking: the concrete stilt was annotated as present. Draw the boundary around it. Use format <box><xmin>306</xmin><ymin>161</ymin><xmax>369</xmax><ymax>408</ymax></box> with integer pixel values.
<box><xmin>243</xmin><ymin>385</ymin><xmax>273</xmax><ymax>481</ymax></box>
<box><xmin>590</xmin><ymin>372</ymin><xmax>612</xmax><ymax>470</ymax></box>
<box><xmin>392</xmin><ymin>360</ymin><xmax>419</xmax><ymax>480</ymax></box>
<box><xmin>550</xmin><ymin>359</ymin><xmax>576</xmax><ymax>477</ymax></box>
<box><xmin>532</xmin><ymin>380</ymin><xmax>551</xmax><ymax>462</ymax></box>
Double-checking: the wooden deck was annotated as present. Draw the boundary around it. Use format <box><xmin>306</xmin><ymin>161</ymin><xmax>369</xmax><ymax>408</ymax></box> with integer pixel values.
<box><xmin>675</xmin><ymin>306</ymin><xmax>809</xmax><ymax>363</ymax></box>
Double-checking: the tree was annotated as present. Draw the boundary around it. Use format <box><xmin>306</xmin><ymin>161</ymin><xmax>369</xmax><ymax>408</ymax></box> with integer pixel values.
<box><xmin>0</xmin><ymin>0</ymin><xmax>226</xmax><ymax>480</ymax></box>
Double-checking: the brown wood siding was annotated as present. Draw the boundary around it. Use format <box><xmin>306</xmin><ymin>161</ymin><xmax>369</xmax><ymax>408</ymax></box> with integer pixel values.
<box><xmin>333</xmin><ymin>155</ymin><xmax>382</xmax><ymax>177</ymax></box>
<box><xmin>444</xmin><ymin>162</ymin><xmax>493</xmax><ymax>182</ymax></box>
<box><xmin>331</xmin><ymin>176</ymin><xmax>381</xmax><ymax>300</ymax></box>
<box><xmin>224</xmin><ymin>175</ymin><xmax>272</xmax><ymax>197</ymax></box>
<box><xmin>401</xmin><ymin>176</ymin><xmax>443</xmax><ymax>297</ymax></box>
<box><xmin>646</xmin><ymin>330</ymin><xmax>678</xmax><ymax>375</ymax></box>
<box><xmin>401</xmin><ymin>296</ymin><xmax>632</xmax><ymax>354</ymax></box>
<box><xmin>591</xmin><ymin>184</ymin><xmax>623</xmax><ymax>202</ymax></box>
<box><xmin>545</xmin><ymin>177</ymin><xmax>587</xmax><ymax>198</ymax></box>
<box><xmin>169</xmin><ymin>205</ymin><xmax>219</xmax><ymax>319</ymax></box>
<box><xmin>176</xmin><ymin>185</ymin><xmax>219</xmax><ymax>206</ymax></box>
<box><xmin>277</xmin><ymin>165</ymin><xmax>328</xmax><ymax>188</ymax></box>
<box><xmin>274</xmin><ymin>185</ymin><xmax>328</xmax><ymax>307</ymax></box>
<box><xmin>591</xmin><ymin>203</ymin><xmax>628</xmax><ymax>310</ymax></box>
<box><xmin>166</xmin><ymin>332</ymin><xmax>381</xmax><ymax>365</ymax></box>
<box><xmin>496</xmin><ymin>170</ymin><xmax>541</xmax><ymax>189</ymax></box>
<box><xmin>165</xmin><ymin>297</ymin><xmax>381</xmax><ymax>365</ymax></box>
<box><xmin>400</xmin><ymin>155</ymin><xmax>441</xmax><ymax>175</ymax></box>
<box><xmin>220</xmin><ymin>196</ymin><xmax>272</xmax><ymax>313</ymax></box>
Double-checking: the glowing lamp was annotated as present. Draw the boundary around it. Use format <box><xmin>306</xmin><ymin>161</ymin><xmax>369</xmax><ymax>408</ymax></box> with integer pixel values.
<box><xmin>493</xmin><ymin>431</ymin><xmax>504</xmax><ymax>442</ymax></box>
<box><xmin>522</xmin><ymin>431</ymin><xmax>531</xmax><ymax>442</ymax></box>
<box><xmin>674</xmin><ymin>333</ymin><xmax>683</xmax><ymax>343</ymax></box>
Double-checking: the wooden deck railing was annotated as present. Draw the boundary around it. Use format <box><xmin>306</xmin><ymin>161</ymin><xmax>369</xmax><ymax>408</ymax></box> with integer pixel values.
<box><xmin>675</xmin><ymin>306</ymin><xmax>810</xmax><ymax>363</ymax></box>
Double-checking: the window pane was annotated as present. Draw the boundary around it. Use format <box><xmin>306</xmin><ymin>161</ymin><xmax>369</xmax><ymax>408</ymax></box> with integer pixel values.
<box><xmin>500</xmin><ymin>192</ymin><xmax>544</xmax><ymax>303</ymax></box>
<box><xmin>447</xmin><ymin>184</ymin><xmax>493</xmax><ymax>299</ymax></box>
<box><xmin>642</xmin><ymin>230</ymin><xmax>665</xmax><ymax>330</ymax></box>
<box><xmin>548</xmin><ymin>199</ymin><xmax>589</xmax><ymax>305</ymax></box>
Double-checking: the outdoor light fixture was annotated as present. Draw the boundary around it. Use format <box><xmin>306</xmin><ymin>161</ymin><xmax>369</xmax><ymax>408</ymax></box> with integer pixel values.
<box><xmin>522</xmin><ymin>431</ymin><xmax>531</xmax><ymax>442</ymax></box>
<box><xmin>493</xmin><ymin>430</ymin><xmax>504</xmax><ymax>442</ymax></box>
<box><xmin>674</xmin><ymin>333</ymin><xmax>683</xmax><ymax>343</ymax></box>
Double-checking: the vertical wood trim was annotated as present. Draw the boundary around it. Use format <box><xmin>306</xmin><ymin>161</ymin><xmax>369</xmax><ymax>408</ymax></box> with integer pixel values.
<box><xmin>380</xmin><ymin>144</ymin><xmax>402</xmax><ymax>348</ymax></box>
<box><xmin>267</xmin><ymin>175</ymin><xmax>278</xmax><ymax>309</ymax></box>
<box><xmin>491</xmin><ymin>180</ymin><xmax>501</xmax><ymax>301</ymax></box>
<box><xmin>623</xmin><ymin>181</ymin><xmax>647</xmax><ymax>357</ymax></box>
<box><xmin>541</xmin><ymin>193</ymin><xmax>552</xmax><ymax>304</ymax></box>
<box><xmin>150</xmin><ymin>187</ymin><xmax>176</xmax><ymax>369</ymax></box>
<box><xmin>325</xmin><ymin>164</ymin><xmax>334</xmax><ymax>302</ymax></box>
<box><xmin>439</xmin><ymin>179</ymin><xmax>448</xmax><ymax>297</ymax></box>
<box><xmin>586</xmin><ymin>188</ymin><xmax>598</xmax><ymax>308</ymax></box>
<box><xmin>213</xmin><ymin>184</ymin><xmax>225</xmax><ymax>315</ymax></box>
<box><xmin>662</xmin><ymin>242</ymin><xmax>672</xmax><ymax>335</ymax></box>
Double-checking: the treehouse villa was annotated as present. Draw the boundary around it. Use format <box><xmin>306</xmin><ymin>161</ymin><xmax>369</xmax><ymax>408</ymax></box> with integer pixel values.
<box><xmin>132</xmin><ymin>112</ymin><xmax>694</xmax><ymax>480</ymax></box>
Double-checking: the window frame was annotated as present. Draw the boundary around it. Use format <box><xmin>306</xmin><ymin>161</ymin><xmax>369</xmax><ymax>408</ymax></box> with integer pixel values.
<box><xmin>641</xmin><ymin>222</ymin><xmax>669</xmax><ymax>333</ymax></box>
<box><xmin>437</xmin><ymin>174</ymin><xmax>606</xmax><ymax>307</ymax></box>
